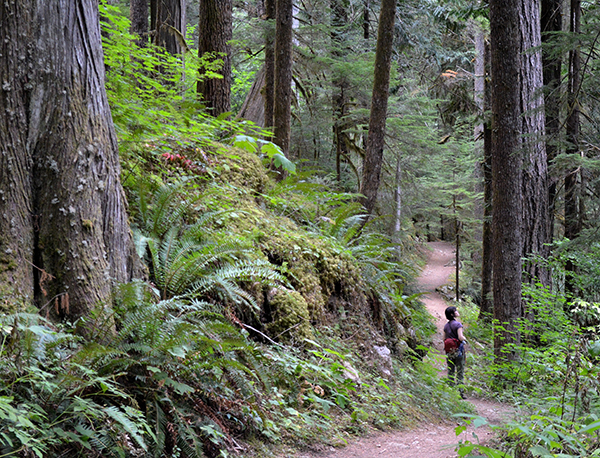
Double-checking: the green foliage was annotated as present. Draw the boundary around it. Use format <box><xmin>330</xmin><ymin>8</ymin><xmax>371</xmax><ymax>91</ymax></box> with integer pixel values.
<box><xmin>101</xmin><ymin>0</ymin><xmax>295</xmax><ymax>179</ymax></box>
<box><xmin>132</xmin><ymin>180</ymin><xmax>286</xmax><ymax>308</ymax></box>
<box><xmin>0</xmin><ymin>313</ymin><xmax>153</xmax><ymax>458</ymax></box>
<box><xmin>467</xmin><ymin>254</ymin><xmax>600</xmax><ymax>458</ymax></box>
<box><xmin>101</xmin><ymin>1</ymin><xmax>209</xmax><ymax>144</ymax></box>
<box><xmin>233</xmin><ymin>135</ymin><xmax>297</xmax><ymax>175</ymax></box>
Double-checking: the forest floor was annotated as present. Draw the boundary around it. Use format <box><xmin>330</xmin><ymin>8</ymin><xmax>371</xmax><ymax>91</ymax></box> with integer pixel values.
<box><xmin>296</xmin><ymin>241</ymin><xmax>513</xmax><ymax>458</ymax></box>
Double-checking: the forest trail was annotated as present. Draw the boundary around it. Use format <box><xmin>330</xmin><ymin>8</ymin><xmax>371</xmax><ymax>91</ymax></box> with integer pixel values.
<box><xmin>297</xmin><ymin>241</ymin><xmax>512</xmax><ymax>458</ymax></box>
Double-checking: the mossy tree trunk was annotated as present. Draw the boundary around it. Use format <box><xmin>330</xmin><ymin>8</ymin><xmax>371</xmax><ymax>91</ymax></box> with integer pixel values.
<box><xmin>0</xmin><ymin>0</ymin><xmax>140</xmax><ymax>327</ymax></box>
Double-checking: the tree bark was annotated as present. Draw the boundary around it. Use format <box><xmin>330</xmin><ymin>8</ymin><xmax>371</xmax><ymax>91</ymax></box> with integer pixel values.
<box><xmin>236</xmin><ymin>65</ymin><xmax>266</xmax><ymax>125</ymax></box>
<box><xmin>0</xmin><ymin>0</ymin><xmax>140</xmax><ymax>326</ymax></box>
<box><xmin>331</xmin><ymin>0</ymin><xmax>349</xmax><ymax>183</ymax></box>
<box><xmin>151</xmin><ymin>0</ymin><xmax>186</xmax><ymax>55</ymax></box>
<box><xmin>359</xmin><ymin>0</ymin><xmax>396</xmax><ymax>216</ymax></box>
<box><xmin>273</xmin><ymin>0</ymin><xmax>294</xmax><ymax>160</ymax></box>
<box><xmin>480</xmin><ymin>39</ymin><xmax>493</xmax><ymax>321</ymax></box>
<box><xmin>520</xmin><ymin>0</ymin><xmax>550</xmax><ymax>287</ymax></box>
<box><xmin>198</xmin><ymin>0</ymin><xmax>233</xmax><ymax>116</ymax></box>
<box><xmin>264</xmin><ymin>0</ymin><xmax>276</xmax><ymax>130</ymax></box>
<box><xmin>565</xmin><ymin>0</ymin><xmax>582</xmax><ymax>294</ymax></box>
<box><xmin>130</xmin><ymin>0</ymin><xmax>149</xmax><ymax>46</ymax></box>
<box><xmin>541</xmin><ymin>0</ymin><xmax>562</xmax><ymax>239</ymax></box>
<box><xmin>363</xmin><ymin>0</ymin><xmax>370</xmax><ymax>40</ymax></box>
<box><xmin>490</xmin><ymin>0</ymin><xmax>523</xmax><ymax>360</ymax></box>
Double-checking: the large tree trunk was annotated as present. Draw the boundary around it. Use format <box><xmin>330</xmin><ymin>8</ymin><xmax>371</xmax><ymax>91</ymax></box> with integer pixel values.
<box><xmin>151</xmin><ymin>0</ymin><xmax>186</xmax><ymax>55</ymax></box>
<box><xmin>131</xmin><ymin>0</ymin><xmax>149</xmax><ymax>45</ymax></box>
<box><xmin>541</xmin><ymin>0</ymin><xmax>562</xmax><ymax>239</ymax></box>
<box><xmin>0</xmin><ymin>0</ymin><xmax>139</xmax><ymax>327</ymax></box>
<box><xmin>273</xmin><ymin>0</ymin><xmax>294</xmax><ymax>160</ymax></box>
<box><xmin>565</xmin><ymin>0</ymin><xmax>582</xmax><ymax>294</ymax></box>
<box><xmin>198</xmin><ymin>0</ymin><xmax>233</xmax><ymax>116</ymax></box>
<box><xmin>520</xmin><ymin>0</ymin><xmax>550</xmax><ymax>287</ymax></box>
<box><xmin>490</xmin><ymin>0</ymin><xmax>523</xmax><ymax>360</ymax></box>
<box><xmin>359</xmin><ymin>0</ymin><xmax>396</xmax><ymax>216</ymax></box>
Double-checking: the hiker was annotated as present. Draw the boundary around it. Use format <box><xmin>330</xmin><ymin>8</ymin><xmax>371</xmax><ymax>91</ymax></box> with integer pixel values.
<box><xmin>443</xmin><ymin>306</ymin><xmax>467</xmax><ymax>398</ymax></box>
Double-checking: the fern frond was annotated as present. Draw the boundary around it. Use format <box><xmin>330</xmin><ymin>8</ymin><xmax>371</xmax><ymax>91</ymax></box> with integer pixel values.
<box><xmin>104</xmin><ymin>405</ymin><xmax>148</xmax><ymax>451</ymax></box>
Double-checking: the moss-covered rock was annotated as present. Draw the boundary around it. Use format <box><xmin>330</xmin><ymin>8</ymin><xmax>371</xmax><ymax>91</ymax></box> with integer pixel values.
<box><xmin>265</xmin><ymin>288</ymin><xmax>313</xmax><ymax>343</ymax></box>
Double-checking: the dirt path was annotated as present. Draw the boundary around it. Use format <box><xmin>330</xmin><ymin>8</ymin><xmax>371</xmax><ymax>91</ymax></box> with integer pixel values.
<box><xmin>297</xmin><ymin>242</ymin><xmax>512</xmax><ymax>458</ymax></box>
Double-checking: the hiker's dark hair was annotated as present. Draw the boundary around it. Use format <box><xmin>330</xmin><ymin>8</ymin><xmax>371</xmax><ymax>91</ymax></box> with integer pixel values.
<box><xmin>445</xmin><ymin>306</ymin><xmax>457</xmax><ymax>321</ymax></box>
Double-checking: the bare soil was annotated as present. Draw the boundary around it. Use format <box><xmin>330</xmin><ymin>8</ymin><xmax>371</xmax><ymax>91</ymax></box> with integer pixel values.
<box><xmin>296</xmin><ymin>241</ymin><xmax>513</xmax><ymax>458</ymax></box>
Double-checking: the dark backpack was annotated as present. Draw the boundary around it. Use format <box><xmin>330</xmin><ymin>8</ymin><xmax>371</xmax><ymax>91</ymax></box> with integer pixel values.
<box><xmin>444</xmin><ymin>338</ymin><xmax>461</xmax><ymax>354</ymax></box>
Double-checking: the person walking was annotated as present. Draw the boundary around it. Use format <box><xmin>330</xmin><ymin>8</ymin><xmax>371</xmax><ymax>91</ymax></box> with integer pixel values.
<box><xmin>443</xmin><ymin>306</ymin><xmax>467</xmax><ymax>398</ymax></box>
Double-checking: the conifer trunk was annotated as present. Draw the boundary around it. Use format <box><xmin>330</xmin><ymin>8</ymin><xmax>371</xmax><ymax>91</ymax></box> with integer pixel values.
<box><xmin>565</xmin><ymin>0</ymin><xmax>582</xmax><ymax>294</ymax></box>
<box><xmin>0</xmin><ymin>0</ymin><xmax>140</xmax><ymax>325</ymax></box>
<box><xmin>541</xmin><ymin>0</ymin><xmax>562</xmax><ymax>238</ymax></box>
<box><xmin>520</xmin><ymin>0</ymin><xmax>550</xmax><ymax>287</ymax></box>
<box><xmin>331</xmin><ymin>0</ymin><xmax>349</xmax><ymax>183</ymax></box>
<box><xmin>490</xmin><ymin>0</ymin><xmax>523</xmax><ymax>360</ymax></box>
<box><xmin>151</xmin><ymin>0</ymin><xmax>186</xmax><ymax>55</ymax></box>
<box><xmin>359</xmin><ymin>0</ymin><xmax>396</xmax><ymax>215</ymax></box>
<box><xmin>264</xmin><ymin>0</ymin><xmax>276</xmax><ymax>130</ymax></box>
<box><xmin>273</xmin><ymin>0</ymin><xmax>293</xmax><ymax>159</ymax></box>
<box><xmin>198</xmin><ymin>0</ymin><xmax>233</xmax><ymax>116</ymax></box>
<box><xmin>130</xmin><ymin>0</ymin><xmax>149</xmax><ymax>45</ymax></box>
<box><xmin>480</xmin><ymin>40</ymin><xmax>494</xmax><ymax>321</ymax></box>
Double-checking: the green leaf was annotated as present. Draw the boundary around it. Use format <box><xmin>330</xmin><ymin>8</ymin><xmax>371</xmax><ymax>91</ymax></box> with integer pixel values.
<box><xmin>165</xmin><ymin>379</ymin><xmax>195</xmax><ymax>395</ymax></box>
<box><xmin>272</xmin><ymin>153</ymin><xmax>297</xmax><ymax>175</ymax></box>
<box><xmin>233</xmin><ymin>135</ymin><xmax>258</xmax><ymax>153</ymax></box>
<box><xmin>529</xmin><ymin>445</ymin><xmax>552</xmax><ymax>457</ymax></box>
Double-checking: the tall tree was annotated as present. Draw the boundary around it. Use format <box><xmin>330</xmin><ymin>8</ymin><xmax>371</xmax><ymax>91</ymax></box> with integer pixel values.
<box><xmin>565</xmin><ymin>0</ymin><xmax>582</xmax><ymax>294</ymax></box>
<box><xmin>490</xmin><ymin>0</ymin><xmax>523</xmax><ymax>359</ymax></box>
<box><xmin>541</xmin><ymin>0</ymin><xmax>562</xmax><ymax>237</ymax></box>
<box><xmin>273</xmin><ymin>0</ymin><xmax>294</xmax><ymax>159</ymax></box>
<box><xmin>264</xmin><ymin>0</ymin><xmax>276</xmax><ymax>129</ymax></box>
<box><xmin>197</xmin><ymin>0</ymin><xmax>233</xmax><ymax>116</ymax></box>
<box><xmin>131</xmin><ymin>0</ymin><xmax>149</xmax><ymax>45</ymax></box>
<box><xmin>520</xmin><ymin>0</ymin><xmax>550</xmax><ymax>287</ymax></box>
<box><xmin>359</xmin><ymin>0</ymin><xmax>396</xmax><ymax>216</ymax></box>
<box><xmin>151</xmin><ymin>0</ymin><xmax>186</xmax><ymax>55</ymax></box>
<box><xmin>0</xmin><ymin>0</ymin><xmax>139</xmax><ymax>327</ymax></box>
<box><xmin>480</xmin><ymin>39</ymin><xmax>494</xmax><ymax>321</ymax></box>
<box><xmin>331</xmin><ymin>0</ymin><xmax>349</xmax><ymax>182</ymax></box>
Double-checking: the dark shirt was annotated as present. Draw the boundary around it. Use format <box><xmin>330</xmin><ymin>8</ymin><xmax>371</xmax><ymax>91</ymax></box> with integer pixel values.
<box><xmin>443</xmin><ymin>319</ymin><xmax>463</xmax><ymax>340</ymax></box>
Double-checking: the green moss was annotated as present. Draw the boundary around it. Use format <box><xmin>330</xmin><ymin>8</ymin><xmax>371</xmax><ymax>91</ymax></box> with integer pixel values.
<box><xmin>0</xmin><ymin>257</ymin><xmax>17</xmax><ymax>272</ymax></box>
<box><xmin>266</xmin><ymin>289</ymin><xmax>313</xmax><ymax>343</ymax></box>
<box><xmin>124</xmin><ymin>138</ymin><xmax>395</xmax><ymax>345</ymax></box>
